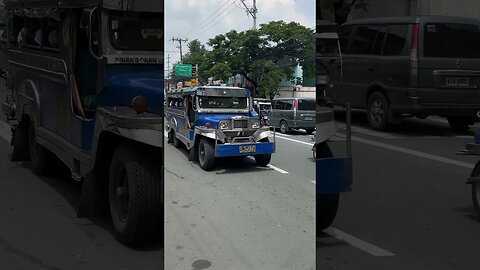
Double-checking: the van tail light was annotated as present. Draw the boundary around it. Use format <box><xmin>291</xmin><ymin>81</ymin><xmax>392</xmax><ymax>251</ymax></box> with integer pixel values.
<box><xmin>410</xmin><ymin>23</ymin><xmax>419</xmax><ymax>62</ymax></box>
<box><xmin>293</xmin><ymin>99</ymin><xmax>297</xmax><ymax>110</ymax></box>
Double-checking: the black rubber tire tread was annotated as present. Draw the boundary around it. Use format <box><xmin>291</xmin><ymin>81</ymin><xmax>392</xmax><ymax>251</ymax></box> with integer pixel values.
<box><xmin>28</xmin><ymin>122</ymin><xmax>54</xmax><ymax>176</ymax></box>
<box><xmin>280</xmin><ymin>120</ymin><xmax>289</xmax><ymax>134</ymax></box>
<box><xmin>109</xmin><ymin>145</ymin><xmax>163</xmax><ymax>246</ymax></box>
<box><xmin>254</xmin><ymin>154</ymin><xmax>271</xmax><ymax>167</ymax></box>
<box><xmin>367</xmin><ymin>91</ymin><xmax>390</xmax><ymax>131</ymax></box>
<box><xmin>198</xmin><ymin>138</ymin><xmax>215</xmax><ymax>171</ymax></box>
<box><xmin>167</xmin><ymin>130</ymin><xmax>174</xmax><ymax>144</ymax></box>
<box><xmin>316</xmin><ymin>142</ymin><xmax>339</xmax><ymax>232</ymax></box>
<box><xmin>11</xmin><ymin>120</ymin><xmax>30</xmax><ymax>161</ymax></box>
<box><xmin>471</xmin><ymin>161</ymin><xmax>480</xmax><ymax>219</ymax></box>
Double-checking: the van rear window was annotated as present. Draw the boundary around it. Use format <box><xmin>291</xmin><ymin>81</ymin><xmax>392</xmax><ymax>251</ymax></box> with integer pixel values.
<box><xmin>298</xmin><ymin>99</ymin><xmax>315</xmax><ymax>111</ymax></box>
<box><xmin>424</xmin><ymin>23</ymin><xmax>480</xmax><ymax>58</ymax></box>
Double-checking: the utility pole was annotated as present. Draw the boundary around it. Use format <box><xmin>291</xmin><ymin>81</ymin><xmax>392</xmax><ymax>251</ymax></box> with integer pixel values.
<box><xmin>171</xmin><ymin>37</ymin><xmax>188</xmax><ymax>62</ymax></box>
<box><xmin>166</xmin><ymin>54</ymin><xmax>171</xmax><ymax>80</ymax></box>
<box><xmin>240</xmin><ymin>0</ymin><xmax>258</xmax><ymax>30</ymax></box>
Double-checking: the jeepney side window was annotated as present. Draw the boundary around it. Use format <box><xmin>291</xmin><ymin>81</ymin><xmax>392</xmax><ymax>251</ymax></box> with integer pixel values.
<box><xmin>0</xmin><ymin>6</ymin><xmax>6</xmax><ymax>47</ymax></box>
<box><xmin>43</xmin><ymin>17</ymin><xmax>60</xmax><ymax>50</ymax></box>
<box><xmin>11</xmin><ymin>15</ymin><xmax>25</xmax><ymax>46</ymax></box>
<box><xmin>22</xmin><ymin>17</ymin><xmax>42</xmax><ymax>48</ymax></box>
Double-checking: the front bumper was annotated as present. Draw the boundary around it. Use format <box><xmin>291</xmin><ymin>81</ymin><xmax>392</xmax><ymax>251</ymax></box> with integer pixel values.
<box><xmin>215</xmin><ymin>142</ymin><xmax>275</xmax><ymax>157</ymax></box>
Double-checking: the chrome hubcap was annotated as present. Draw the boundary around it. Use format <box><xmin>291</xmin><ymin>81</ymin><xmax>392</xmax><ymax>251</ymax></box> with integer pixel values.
<box><xmin>370</xmin><ymin>99</ymin><xmax>384</xmax><ymax>124</ymax></box>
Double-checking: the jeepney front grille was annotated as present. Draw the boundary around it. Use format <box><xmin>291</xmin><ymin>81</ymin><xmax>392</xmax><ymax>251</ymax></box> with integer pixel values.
<box><xmin>233</xmin><ymin>119</ymin><xmax>248</xmax><ymax>129</ymax></box>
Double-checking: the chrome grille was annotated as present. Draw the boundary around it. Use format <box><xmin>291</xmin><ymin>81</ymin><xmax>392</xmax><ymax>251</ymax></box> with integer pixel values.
<box><xmin>233</xmin><ymin>119</ymin><xmax>248</xmax><ymax>129</ymax></box>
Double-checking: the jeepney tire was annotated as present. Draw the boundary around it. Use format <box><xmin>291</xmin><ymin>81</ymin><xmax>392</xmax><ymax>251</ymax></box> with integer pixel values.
<box><xmin>198</xmin><ymin>138</ymin><xmax>215</xmax><ymax>171</ymax></box>
<box><xmin>254</xmin><ymin>154</ymin><xmax>271</xmax><ymax>167</ymax></box>
<box><xmin>306</xmin><ymin>129</ymin><xmax>314</xmax><ymax>135</ymax></box>
<box><xmin>173</xmin><ymin>132</ymin><xmax>182</xmax><ymax>148</ymax></box>
<box><xmin>167</xmin><ymin>130</ymin><xmax>174</xmax><ymax>144</ymax></box>
<box><xmin>280</xmin><ymin>120</ymin><xmax>289</xmax><ymax>134</ymax></box>
<box><xmin>471</xmin><ymin>162</ymin><xmax>480</xmax><ymax>219</ymax></box>
<box><xmin>109</xmin><ymin>145</ymin><xmax>162</xmax><ymax>246</ymax></box>
<box><xmin>28</xmin><ymin>122</ymin><xmax>54</xmax><ymax>176</ymax></box>
<box><xmin>448</xmin><ymin>117</ymin><xmax>474</xmax><ymax>132</ymax></box>
<box><xmin>11</xmin><ymin>120</ymin><xmax>30</xmax><ymax>162</ymax></box>
<box><xmin>367</xmin><ymin>91</ymin><xmax>390</xmax><ymax>131</ymax></box>
<box><xmin>317</xmin><ymin>194</ymin><xmax>339</xmax><ymax>232</ymax></box>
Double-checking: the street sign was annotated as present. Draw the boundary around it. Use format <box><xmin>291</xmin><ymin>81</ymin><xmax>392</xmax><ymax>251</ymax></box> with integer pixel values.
<box><xmin>175</xmin><ymin>64</ymin><xmax>192</xmax><ymax>77</ymax></box>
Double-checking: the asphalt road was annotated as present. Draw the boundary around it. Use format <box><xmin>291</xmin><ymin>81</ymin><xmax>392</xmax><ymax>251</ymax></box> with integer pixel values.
<box><xmin>318</xmin><ymin>110</ymin><xmax>480</xmax><ymax>270</ymax></box>
<box><xmin>164</xmin><ymin>130</ymin><xmax>316</xmax><ymax>270</ymax></box>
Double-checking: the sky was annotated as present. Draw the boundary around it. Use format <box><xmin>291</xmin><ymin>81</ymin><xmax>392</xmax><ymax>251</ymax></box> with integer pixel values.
<box><xmin>164</xmin><ymin>0</ymin><xmax>316</xmax><ymax>75</ymax></box>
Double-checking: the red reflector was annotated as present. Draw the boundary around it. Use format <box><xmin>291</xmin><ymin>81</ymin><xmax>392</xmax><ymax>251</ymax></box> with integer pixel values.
<box><xmin>205</xmin><ymin>122</ymin><xmax>212</xmax><ymax>128</ymax></box>
<box><xmin>410</xmin><ymin>23</ymin><xmax>419</xmax><ymax>61</ymax></box>
<box><xmin>294</xmin><ymin>99</ymin><xmax>297</xmax><ymax>110</ymax></box>
<box><xmin>131</xmin><ymin>96</ymin><xmax>149</xmax><ymax>114</ymax></box>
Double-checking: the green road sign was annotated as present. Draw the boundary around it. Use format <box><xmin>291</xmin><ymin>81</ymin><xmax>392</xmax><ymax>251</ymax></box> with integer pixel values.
<box><xmin>175</xmin><ymin>64</ymin><xmax>192</xmax><ymax>77</ymax></box>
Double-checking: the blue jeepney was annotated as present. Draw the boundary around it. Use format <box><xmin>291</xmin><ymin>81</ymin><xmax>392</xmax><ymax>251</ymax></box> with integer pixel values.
<box><xmin>1</xmin><ymin>0</ymin><xmax>163</xmax><ymax>246</ymax></box>
<box><xmin>316</xmin><ymin>20</ymin><xmax>353</xmax><ymax>233</ymax></box>
<box><xmin>165</xmin><ymin>86</ymin><xmax>275</xmax><ymax>171</ymax></box>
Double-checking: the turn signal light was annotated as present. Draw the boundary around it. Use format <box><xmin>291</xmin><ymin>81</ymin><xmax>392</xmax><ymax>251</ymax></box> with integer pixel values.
<box><xmin>132</xmin><ymin>96</ymin><xmax>149</xmax><ymax>114</ymax></box>
<box><xmin>205</xmin><ymin>122</ymin><xmax>212</xmax><ymax>128</ymax></box>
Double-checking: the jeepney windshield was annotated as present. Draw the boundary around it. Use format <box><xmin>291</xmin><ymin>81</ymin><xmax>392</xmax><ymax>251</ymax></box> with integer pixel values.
<box><xmin>109</xmin><ymin>11</ymin><xmax>163</xmax><ymax>51</ymax></box>
<box><xmin>198</xmin><ymin>96</ymin><xmax>248</xmax><ymax>109</ymax></box>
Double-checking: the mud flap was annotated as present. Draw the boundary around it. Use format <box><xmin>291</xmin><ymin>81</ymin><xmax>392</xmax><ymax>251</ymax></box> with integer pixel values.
<box><xmin>77</xmin><ymin>171</ymin><xmax>108</xmax><ymax>218</ymax></box>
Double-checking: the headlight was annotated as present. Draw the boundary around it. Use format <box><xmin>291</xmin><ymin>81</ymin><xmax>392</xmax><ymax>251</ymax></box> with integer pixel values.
<box><xmin>251</xmin><ymin>120</ymin><xmax>260</xmax><ymax>129</ymax></box>
<box><xmin>219</xmin><ymin>121</ymin><xmax>230</xmax><ymax>130</ymax></box>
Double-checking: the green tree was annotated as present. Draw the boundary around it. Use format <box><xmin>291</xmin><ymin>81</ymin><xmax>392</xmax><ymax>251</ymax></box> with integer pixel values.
<box><xmin>209</xmin><ymin>62</ymin><xmax>232</xmax><ymax>82</ymax></box>
<box><xmin>182</xmin><ymin>39</ymin><xmax>209</xmax><ymax>83</ymax></box>
<box><xmin>206</xmin><ymin>21</ymin><xmax>314</xmax><ymax>96</ymax></box>
<box><xmin>252</xmin><ymin>60</ymin><xmax>284</xmax><ymax>98</ymax></box>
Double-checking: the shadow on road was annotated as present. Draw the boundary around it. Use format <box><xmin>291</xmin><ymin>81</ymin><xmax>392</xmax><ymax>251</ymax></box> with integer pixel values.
<box><xmin>334</xmin><ymin>108</ymin><xmax>477</xmax><ymax>137</ymax></box>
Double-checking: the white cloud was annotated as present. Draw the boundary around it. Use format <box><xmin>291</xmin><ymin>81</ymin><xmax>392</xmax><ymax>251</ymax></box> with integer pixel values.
<box><xmin>165</xmin><ymin>0</ymin><xmax>314</xmax><ymax>68</ymax></box>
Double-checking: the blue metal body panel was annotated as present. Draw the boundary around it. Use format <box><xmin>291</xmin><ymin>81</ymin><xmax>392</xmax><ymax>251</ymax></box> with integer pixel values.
<box><xmin>81</xmin><ymin>120</ymin><xmax>95</xmax><ymax>151</ymax></box>
<box><xmin>316</xmin><ymin>157</ymin><xmax>353</xmax><ymax>194</ymax></box>
<box><xmin>215</xmin><ymin>142</ymin><xmax>275</xmax><ymax>157</ymax></box>
<box><xmin>98</xmin><ymin>65</ymin><xmax>164</xmax><ymax>114</ymax></box>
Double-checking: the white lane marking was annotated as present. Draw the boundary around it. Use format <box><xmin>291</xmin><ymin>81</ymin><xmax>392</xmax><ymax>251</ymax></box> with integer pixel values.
<box><xmin>324</xmin><ymin>227</ymin><xmax>395</xmax><ymax>257</ymax></box>
<box><xmin>455</xmin><ymin>135</ymin><xmax>474</xmax><ymax>139</ymax></box>
<box><xmin>352</xmin><ymin>136</ymin><xmax>475</xmax><ymax>169</ymax></box>
<box><xmin>0</xmin><ymin>120</ymin><xmax>11</xmax><ymax>142</ymax></box>
<box><xmin>246</xmin><ymin>156</ymin><xmax>289</xmax><ymax>174</ymax></box>
<box><xmin>275</xmin><ymin>134</ymin><xmax>314</xmax><ymax>146</ymax></box>
<box><xmin>267</xmin><ymin>164</ymin><xmax>289</xmax><ymax>174</ymax></box>
<box><xmin>338</xmin><ymin>125</ymin><xmax>402</xmax><ymax>139</ymax></box>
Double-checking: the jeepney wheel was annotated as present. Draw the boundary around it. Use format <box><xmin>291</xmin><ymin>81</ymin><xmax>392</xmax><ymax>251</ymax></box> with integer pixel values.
<box><xmin>471</xmin><ymin>162</ymin><xmax>480</xmax><ymax>219</ymax></box>
<box><xmin>109</xmin><ymin>145</ymin><xmax>162</xmax><ymax>246</ymax></box>
<box><xmin>167</xmin><ymin>130</ymin><xmax>174</xmax><ymax>144</ymax></box>
<box><xmin>367</xmin><ymin>91</ymin><xmax>390</xmax><ymax>131</ymax></box>
<box><xmin>198</xmin><ymin>138</ymin><xmax>215</xmax><ymax>171</ymax></box>
<box><xmin>306</xmin><ymin>129</ymin><xmax>314</xmax><ymax>135</ymax></box>
<box><xmin>280</xmin><ymin>120</ymin><xmax>289</xmax><ymax>134</ymax></box>
<box><xmin>317</xmin><ymin>194</ymin><xmax>339</xmax><ymax>231</ymax></box>
<box><xmin>28</xmin><ymin>122</ymin><xmax>53</xmax><ymax>176</ymax></box>
<box><xmin>173</xmin><ymin>131</ymin><xmax>182</xmax><ymax>148</ymax></box>
<box><xmin>316</xmin><ymin>142</ymin><xmax>339</xmax><ymax>232</ymax></box>
<box><xmin>254</xmin><ymin>154</ymin><xmax>271</xmax><ymax>167</ymax></box>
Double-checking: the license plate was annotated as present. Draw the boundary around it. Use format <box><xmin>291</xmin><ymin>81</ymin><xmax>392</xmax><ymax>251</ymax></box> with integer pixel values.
<box><xmin>239</xmin><ymin>145</ymin><xmax>256</xmax><ymax>153</ymax></box>
<box><xmin>446</xmin><ymin>76</ymin><xmax>470</xmax><ymax>87</ymax></box>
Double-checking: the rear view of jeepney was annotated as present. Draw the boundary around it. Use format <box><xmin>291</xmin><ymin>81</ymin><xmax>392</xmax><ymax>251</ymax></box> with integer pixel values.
<box><xmin>166</xmin><ymin>86</ymin><xmax>275</xmax><ymax>171</ymax></box>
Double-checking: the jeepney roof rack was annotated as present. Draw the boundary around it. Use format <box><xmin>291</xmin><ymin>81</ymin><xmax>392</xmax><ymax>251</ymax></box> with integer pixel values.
<box><xmin>5</xmin><ymin>0</ymin><xmax>163</xmax><ymax>12</ymax></box>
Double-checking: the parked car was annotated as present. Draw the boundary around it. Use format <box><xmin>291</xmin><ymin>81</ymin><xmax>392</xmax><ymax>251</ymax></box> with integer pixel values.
<box><xmin>271</xmin><ymin>97</ymin><xmax>316</xmax><ymax>134</ymax></box>
<box><xmin>328</xmin><ymin>16</ymin><xmax>480</xmax><ymax>131</ymax></box>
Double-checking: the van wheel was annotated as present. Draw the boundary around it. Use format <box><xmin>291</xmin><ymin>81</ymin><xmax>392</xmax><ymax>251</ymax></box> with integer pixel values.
<box><xmin>367</xmin><ymin>92</ymin><xmax>390</xmax><ymax>130</ymax></box>
<box><xmin>448</xmin><ymin>117</ymin><xmax>474</xmax><ymax>132</ymax></box>
<box><xmin>28</xmin><ymin>122</ymin><xmax>54</xmax><ymax>176</ymax></box>
<box><xmin>280</xmin><ymin>120</ymin><xmax>289</xmax><ymax>134</ymax></box>
<box><xmin>109</xmin><ymin>145</ymin><xmax>162</xmax><ymax>246</ymax></box>
<box><xmin>198</xmin><ymin>138</ymin><xmax>215</xmax><ymax>171</ymax></box>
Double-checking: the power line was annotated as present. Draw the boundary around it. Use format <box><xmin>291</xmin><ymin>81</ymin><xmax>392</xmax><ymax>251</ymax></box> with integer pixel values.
<box><xmin>183</xmin><ymin>0</ymin><xmax>234</xmax><ymax>37</ymax></box>
<box><xmin>190</xmin><ymin>4</ymin><xmax>239</xmax><ymax>40</ymax></box>
<box><xmin>187</xmin><ymin>1</ymin><xmax>238</xmax><ymax>40</ymax></box>
<box><xmin>240</xmin><ymin>0</ymin><xmax>258</xmax><ymax>30</ymax></box>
